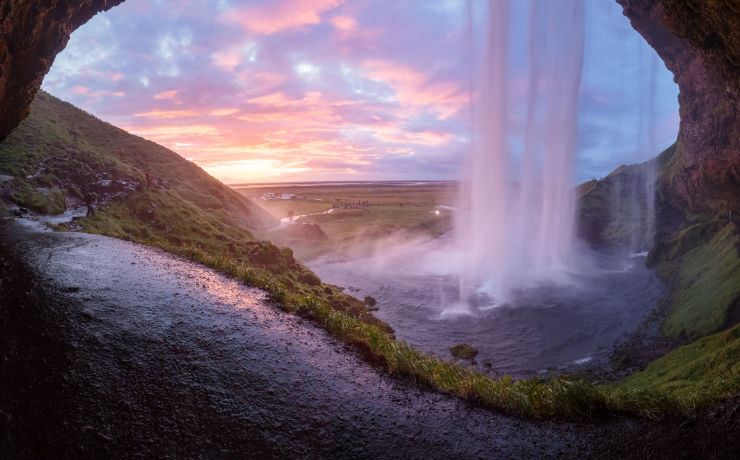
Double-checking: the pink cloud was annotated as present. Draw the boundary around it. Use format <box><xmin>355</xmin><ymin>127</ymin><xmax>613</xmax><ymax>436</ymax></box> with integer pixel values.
<box><xmin>211</xmin><ymin>48</ymin><xmax>242</xmax><ymax>72</ymax></box>
<box><xmin>71</xmin><ymin>85</ymin><xmax>89</xmax><ymax>95</ymax></box>
<box><xmin>209</xmin><ymin>108</ymin><xmax>239</xmax><ymax>116</ymax></box>
<box><xmin>134</xmin><ymin>109</ymin><xmax>198</xmax><ymax>118</ymax></box>
<box><xmin>154</xmin><ymin>90</ymin><xmax>180</xmax><ymax>100</ymax></box>
<box><xmin>329</xmin><ymin>15</ymin><xmax>356</xmax><ymax>31</ymax></box>
<box><xmin>223</xmin><ymin>0</ymin><xmax>344</xmax><ymax>35</ymax></box>
<box><xmin>371</xmin><ymin>126</ymin><xmax>452</xmax><ymax>147</ymax></box>
<box><xmin>67</xmin><ymin>86</ymin><xmax>125</xmax><ymax>101</ymax></box>
<box><xmin>362</xmin><ymin>60</ymin><xmax>468</xmax><ymax>120</ymax></box>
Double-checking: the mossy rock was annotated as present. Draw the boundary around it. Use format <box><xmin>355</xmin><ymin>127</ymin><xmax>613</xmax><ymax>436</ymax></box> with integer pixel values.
<box><xmin>11</xmin><ymin>181</ymin><xmax>66</xmax><ymax>215</ymax></box>
<box><xmin>450</xmin><ymin>343</ymin><xmax>478</xmax><ymax>360</ymax></box>
<box><xmin>245</xmin><ymin>240</ymin><xmax>296</xmax><ymax>273</ymax></box>
<box><xmin>363</xmin><ymin>296</ymin><xmax>377</xmax><ymax>307</ymax></box>
<box><xmin>298</xmin><ymin>270</ymin><xmax>321</xmax><ymax>286</ymax></box>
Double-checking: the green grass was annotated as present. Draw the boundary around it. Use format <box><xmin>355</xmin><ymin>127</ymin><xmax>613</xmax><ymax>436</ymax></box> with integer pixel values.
<box><xmin>647</xmin><ymin>220</ymin><xmax>740</xmax><ymax>338</ymax></box>
<box><xmin>607</xmin><ymin>324</ymin><xmax>740</xmax><ymax>418</ymax></box>
<box><xmin>104</xmin><ymin>236</ymin><xmax>619</xmax><ymax>420</ymax></box>
<box><xmin>0</xmin><ymin>91</ymin><xmax>275</xmax><ymax>228</ymax></box>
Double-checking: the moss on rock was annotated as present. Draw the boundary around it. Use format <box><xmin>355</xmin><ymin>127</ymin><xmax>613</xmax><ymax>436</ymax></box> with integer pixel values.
<box><xmin>450</xmin><ymin>343</ymin><xmax>478</xmax><ymax>360</ymax></box>
<box><xmin>10</xmin><ymin>181</ymin><xmax>66</xmax><ymax>215</ymax></box>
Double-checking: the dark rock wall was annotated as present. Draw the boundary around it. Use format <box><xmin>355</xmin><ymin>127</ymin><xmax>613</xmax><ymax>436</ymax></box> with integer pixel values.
<box><xmin>617</xmin><ymin>0</ymin><xmax>740</xmax><ymax>215</ymax></box>
<box><xmin>0</xmin><ymin>0</ymin><xmax>124</xmax><ymax>140</ymax></box>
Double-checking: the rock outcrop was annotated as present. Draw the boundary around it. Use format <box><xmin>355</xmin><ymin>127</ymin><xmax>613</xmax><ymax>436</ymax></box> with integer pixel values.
<box><xmin>617</xmin><ymin>0</ymin><xmax>740</xmax><ymax>216</ymax></box>
<box><xmin>0</xmin><ymin>0</ymin><xmax>124</xmax><ymax>140</ymax></box>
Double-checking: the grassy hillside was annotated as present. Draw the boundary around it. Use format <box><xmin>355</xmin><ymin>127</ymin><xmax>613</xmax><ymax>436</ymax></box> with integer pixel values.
<box><xmin>616</xmin><ymin>324</ymin><xmax>739</xmax><ymax>405</ymax></box>
<box><xmin>0</xmin><ymin>91</ymin><xmax>275</xmax><ymax>231</ymax></box>
<box><xmin>578</xmin><ymin>143</ymin><xmax>678</xmax><ymax>249</ymax></box>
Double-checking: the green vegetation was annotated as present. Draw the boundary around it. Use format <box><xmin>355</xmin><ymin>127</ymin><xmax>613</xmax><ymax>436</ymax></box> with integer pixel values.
<box><xmin>648</xmin><ymin>220</ymin><xmax>740</xmax><ymax>338</ymax></box>
<box><xmin>0</xmin><ymin>91</ymin><xmax>275</xmax><ymax>228</ymax></box>
<box><xmin>450</xmin><ymin>343</ymin><xmax>478</xmax><ymax>360</ymax></box>
<box><xmin>608</xmin><ymin>324</ymin><xmax>740</xmax><ymax>418</ymax></box>
<box><xmin>168</xmin><ymin>238</ymin><xmax>738</xmax><ymax>419</ymax></box>
<box><xmin>10</xmin><ymin>180</ymin><xmax>66</xmax><ymax>214</ymax></box>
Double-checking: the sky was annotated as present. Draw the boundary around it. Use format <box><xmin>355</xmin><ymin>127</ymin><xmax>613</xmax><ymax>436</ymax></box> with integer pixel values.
<box><xmin>42</xmin><ymin>0</ymin><xmax>679</xmax><ymax>184</ymax></box>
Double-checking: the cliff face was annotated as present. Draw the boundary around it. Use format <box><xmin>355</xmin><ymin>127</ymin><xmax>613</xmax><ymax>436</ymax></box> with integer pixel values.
<box><xmin>0</xmin><ymin>0</ymin><xmax>124</xmax><ymax>140</ymax></box>
<box><xmin>617</xmin><ymin>0</ymin><xmax>740</xmax><ymax>215</ymax></box>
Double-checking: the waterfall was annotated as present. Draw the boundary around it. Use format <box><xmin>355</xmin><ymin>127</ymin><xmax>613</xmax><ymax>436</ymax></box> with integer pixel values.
<box><xmin>457</xmin><ymin>0</ymin><xmax>584</xmax><ymax>307</ymax></box>
<box><xmin>608</xmin><ymin>41</ymin><xmax>659</xmax><ymax>253</ymax></box>
<box><xmin>642</xmin><ymin>49</ymin><xmax>659</xmax><ymax>251</ymax></box>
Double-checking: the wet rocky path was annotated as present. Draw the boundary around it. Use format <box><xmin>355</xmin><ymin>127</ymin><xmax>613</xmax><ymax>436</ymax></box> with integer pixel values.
<box><xmin>1</xmin><ymin>220</ymin><xmax>735</xmax><ymax>458</ymax></box>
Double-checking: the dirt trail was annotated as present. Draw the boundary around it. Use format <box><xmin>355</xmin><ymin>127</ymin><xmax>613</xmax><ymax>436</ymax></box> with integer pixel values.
<box><xmin>1</xmin><ymin>220</ymin><xmax>735</xmax><ymax>458</ymax></box>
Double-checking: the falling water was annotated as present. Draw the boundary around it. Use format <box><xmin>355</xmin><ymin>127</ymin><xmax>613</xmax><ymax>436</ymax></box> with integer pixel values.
<box><xmin>457</xmin><ymin>0</ymin><xmax>584</xmax><ymax>306</ymax></box>
<box><xmin>608</xmin><ymin>42</ymin><xmax>660</xmax><ymax>252</ymax></box>
<box><xmin>641</xmin><ymin>48</ymin><xmax>659</xmax><ymax>251</ymax></box>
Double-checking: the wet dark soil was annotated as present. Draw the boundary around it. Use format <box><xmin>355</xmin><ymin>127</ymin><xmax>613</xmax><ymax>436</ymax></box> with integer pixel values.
<box><xmin>1</xmin><ymin>219</ymin><xmax>737</xmax><ymax>458</ymax></box>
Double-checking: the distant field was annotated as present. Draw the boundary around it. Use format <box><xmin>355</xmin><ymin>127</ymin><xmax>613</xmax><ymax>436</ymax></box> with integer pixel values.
<box><xmin>233</xmin><ymin>181</ymin><xmax>458</xmax><ymax>260</ymax></box>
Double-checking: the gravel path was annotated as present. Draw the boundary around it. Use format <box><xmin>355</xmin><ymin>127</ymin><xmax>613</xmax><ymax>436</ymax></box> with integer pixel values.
<box><xmin>1</xmin><ymin>220</ymin><xmax>736</xmax><ymax>458</ymax></box>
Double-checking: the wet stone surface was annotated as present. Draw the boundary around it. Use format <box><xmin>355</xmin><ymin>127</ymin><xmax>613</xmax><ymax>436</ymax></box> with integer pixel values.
<box><xmin>1</xmin><ymin>219</ymin><xmax>736</xmax><ymax>458</ymax></box>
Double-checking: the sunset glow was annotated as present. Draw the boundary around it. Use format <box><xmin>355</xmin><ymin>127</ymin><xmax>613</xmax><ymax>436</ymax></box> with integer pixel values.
<box><xmin>43</xmin><ymin>0</ymin><xmax>679</xmax><ymax>184</ymax></box>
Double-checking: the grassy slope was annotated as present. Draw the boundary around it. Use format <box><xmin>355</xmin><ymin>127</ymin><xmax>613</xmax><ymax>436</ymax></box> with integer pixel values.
<box><xmin>618</xmin><ymin>324</ymin><xmax>739</xmax><ymax>403</ymax></box>
<box><xmin>577</xmin><ymin>143</ymin><xmax>676</xmax><ymax>249</ymax></box>
<box><xmin>648</xmin><ymin>220</ymin><xmax>740</xmax><ymax>338</ymax></box>
<box><xmin>0</xmin><ymin>92</ymin><xmax>735</xmax><ymax>420</ymax></box>
<box><xmin>0</xmin><ymin>91</ymin><xmax>275</xmax><ymax>231</ymax></box>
